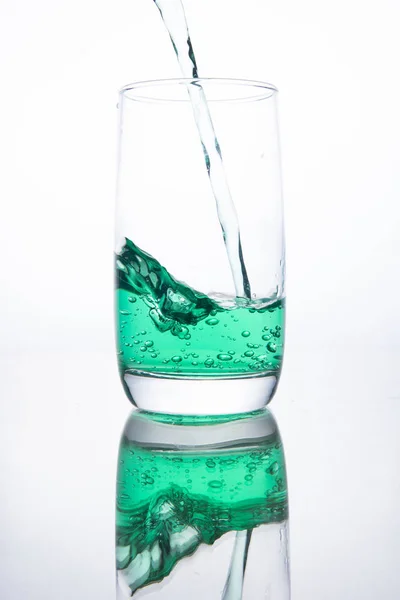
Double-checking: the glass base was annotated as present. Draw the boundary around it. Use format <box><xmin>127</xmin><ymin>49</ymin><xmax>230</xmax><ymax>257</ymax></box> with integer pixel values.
<box><xmin>123</xmin><ymin>372</ymin><xmax>278</xmax><ymax>415</ymax></box>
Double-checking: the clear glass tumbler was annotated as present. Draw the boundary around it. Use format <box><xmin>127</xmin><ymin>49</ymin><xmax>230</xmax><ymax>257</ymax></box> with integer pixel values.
<box><xmin>116</xmin><ymin>409</ymin><xmax>290</xmax><ymax>599</ymax></box>
<box><xmin>115</xmin><ymin>78</ymin><xmax>285</xmax><ymax>414</ymax></box>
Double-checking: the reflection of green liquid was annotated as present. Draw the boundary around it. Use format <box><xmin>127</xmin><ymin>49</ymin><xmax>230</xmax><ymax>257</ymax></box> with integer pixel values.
<box><xmin>116</xmin><ymin>413</ymin><xmax>288</xmax><ymax>595</ymax></box>
<box><xmin>116</xmin><ymin>238</ymin><xmax>285</xmax><ymax>378</ymax></box>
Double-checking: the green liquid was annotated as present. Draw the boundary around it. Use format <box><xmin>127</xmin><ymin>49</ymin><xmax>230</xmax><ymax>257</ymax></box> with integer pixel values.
<box><xmin>116</xmin><ymin>238</ymin><xmax>285</xmax><ymax>378</ymax></box>
<box><xmin>116</xmin><ymin>415</ymin><xmax>287</xmax><ymax>595</ymax></box>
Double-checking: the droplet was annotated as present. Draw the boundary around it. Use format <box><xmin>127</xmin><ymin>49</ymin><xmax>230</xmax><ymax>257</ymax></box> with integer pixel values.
<box><xmin>151</xmin><ymin>353</ymin><xmax>157</xmax><ymax>358</ymax></box>
<box><xmin>120</xmin><ymin>310</ymin><xmax>131</xmax><ymax>315</ymax></box>
<box><xmin>171</xmin><ymin>356</ymin><xmax>182</xmax><ymax>363</ymax></box>
<box><xmin>140</xmin><ymin>346</ymin><xmax>147</xmax><ymax>352</ymax></box>
<box><xmin>204</xmin><ymin>358</ymin><xmax>214</xmax><ymax>367</ymax></box>
<box><xmin>217</xmin><ymin>353</ymin><xmax>233</xmax><ymax>361</ymax></box>
<box><xmin>244</xmin><ymin>474</ymin><xmax>253</xmax><ymax>482</ymax></box>
<box><xmin>208</xmin><ymin>480</ymin><xmax>223</xmax><ymax>489</ymax></box>
<box><xmin>269</xmin><ymin>462</ymin><xmax>279</xmax><ymax>475</ymax></box>
<box><xmin>192</xmin><ymin>361</ymin><xmax>198</xmax><ymax>366</ymax></box>
<box><xmin>127</xmin><ymin>297</ymin><xmax>136</xmax><ymax>303</ymax></box>
<box><xmin>267</xmin><ymin>342</ymin><xmax>277</xmax><ymax>353</ymax></box>
<box><xmin>220</xmin><ymin>459</ymin><xmax>235</xmax><ymax>466</ymax></box>
<box><xmin>206</xmin><ymin>318</ymin><xmax>219</xmax><ymax>326</ymax></box>
<box><xmin>244</xmin><ymin>350</ymin><xmax>254</xmax><ymax>357</ymax></box>
<box><xmin>228</xmin><ymin>350</ymin><xmax>235</xmax><ymax>355</ymax></box>
<box><xmin>206</xmin><ymin>459</ymin><xmax>216</xmax><ymax>468</ymax></box>
<box><xmin>144</xmin><ymin>340</ymin><xmax>154</xmax><ymax>347</ymax></box>
<box><xmin>262</xmin><ymin>334</ymin><xmax>272</xmax><ymax>341</ymax></box>
<box><xmin>241</xmin><ymin>330</ymin><xmax>251</xmax><ymax>338</ymax></box>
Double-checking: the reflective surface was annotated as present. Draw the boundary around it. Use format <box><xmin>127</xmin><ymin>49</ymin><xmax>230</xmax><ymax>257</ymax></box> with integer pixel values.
<box><xmin>2</xmin><ymin>0</ymin><xmax>400</xmax><ymax>595</ymax></box>
<box><xmin>116</xmin><ymin>409</ymin><xmax>289</xmax><ymax>598</ymax></box>
<box><xmin>1</xmin><ymin>346</ymin><xmax>399</xmax><ymax>599</ymax></box>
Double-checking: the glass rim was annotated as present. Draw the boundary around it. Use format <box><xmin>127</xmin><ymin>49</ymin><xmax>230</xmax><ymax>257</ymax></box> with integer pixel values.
<box><xmin>119</xmin><ymin>77</ymin><xmax>278</xmax><ymax>104</ymax></box>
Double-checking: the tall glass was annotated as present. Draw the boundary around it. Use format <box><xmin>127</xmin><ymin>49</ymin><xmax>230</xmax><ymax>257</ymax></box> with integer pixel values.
<box><xmin>115</xmin><ymin>78</ymin><xmax>285</xmax><ymax>414</ymax></box>
<box><xmin>116</xmin><ymin>409</ymin><xmax>290</xmax><ymax>599</ymax></box>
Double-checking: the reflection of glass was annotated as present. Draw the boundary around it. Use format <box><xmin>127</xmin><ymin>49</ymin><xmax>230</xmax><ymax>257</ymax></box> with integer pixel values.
<box><xmin>116</xmin><ymin>409</ymin><xmax>290</xmax><ymax>599</ymax></box>
<box><xmin>115</xmin><ymin>78</ymin><xmax>285</xmax><ymax>414</ymax></box>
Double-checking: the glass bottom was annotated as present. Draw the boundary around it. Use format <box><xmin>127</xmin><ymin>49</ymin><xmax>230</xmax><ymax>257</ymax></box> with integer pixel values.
<box><xmin>122</xmin><ymin>372</ymin><xmax>278</xmax><ymax>415</ymax></box>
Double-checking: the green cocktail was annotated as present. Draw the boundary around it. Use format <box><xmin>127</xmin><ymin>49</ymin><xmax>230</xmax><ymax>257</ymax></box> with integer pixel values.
<box><xmin>116</xmin><ymin>238</ymin><xmax>285</xmax><ymax>379</ymax></box>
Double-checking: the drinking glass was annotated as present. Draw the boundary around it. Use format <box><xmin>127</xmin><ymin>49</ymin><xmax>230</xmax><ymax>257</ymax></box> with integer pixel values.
<box><xmin>116</xmin><ymin>408</ymin><xmax>290</xmax><ymax>599</ymax></box>
<box><xmin>115</xmin><ymin>78</ymin><xmax>285</xmax><ymax>414</ymax></box>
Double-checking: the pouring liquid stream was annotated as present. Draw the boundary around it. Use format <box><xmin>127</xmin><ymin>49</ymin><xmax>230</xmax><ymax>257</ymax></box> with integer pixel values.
<box><xmin>153</xmin><ymin>0</ymin><xmax>251</xmax><ymax>300</ymax></box>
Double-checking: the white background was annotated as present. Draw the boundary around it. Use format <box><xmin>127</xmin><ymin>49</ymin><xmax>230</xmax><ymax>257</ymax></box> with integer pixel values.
<box><xmin>1</xmin><ymin>0</ymin><xmax>399</xmax><ymax>598</ymax></box>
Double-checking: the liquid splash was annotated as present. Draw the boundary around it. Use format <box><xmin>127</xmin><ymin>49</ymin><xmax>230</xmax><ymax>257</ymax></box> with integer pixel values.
<box><xmin>116</xmin><ymin>238</ymin><xmax>285</xmax><ymax>377</ymax></box>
